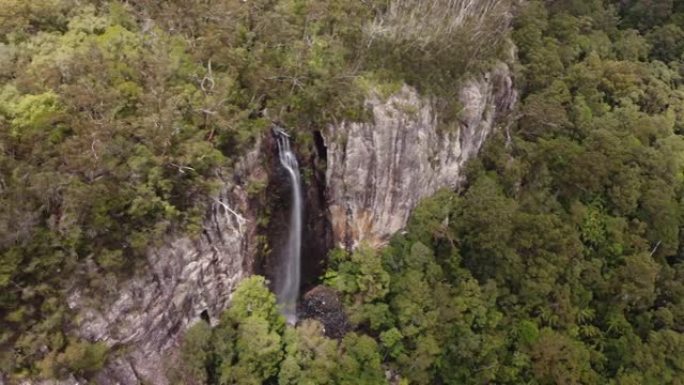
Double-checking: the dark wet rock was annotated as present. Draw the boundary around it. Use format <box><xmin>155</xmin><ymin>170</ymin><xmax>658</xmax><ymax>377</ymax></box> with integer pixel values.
<box><xmin>300</xmin><ymin>285</ymin><xmax>350</xmax><ymax>339</ymax></box>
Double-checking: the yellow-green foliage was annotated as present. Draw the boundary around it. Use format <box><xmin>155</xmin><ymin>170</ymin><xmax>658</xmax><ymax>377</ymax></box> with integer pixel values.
<box><xmin>0</xmin><ymin>2</ymin><xmax>228</xmax><ymax>377</ymax></box>
<box><xmin>37</xmin><ymin>340</ymin><xmax>108</xmax><ymax>379</ymax></box>
<box><xmin>5</xmin><ymin>91</ymin><xmax>63</xmax><ymax>136</ymax></box>
<box><xmin>7</xmin><ymin>0</ymin><xmax>684</xmax><ymax>384</ymax></box>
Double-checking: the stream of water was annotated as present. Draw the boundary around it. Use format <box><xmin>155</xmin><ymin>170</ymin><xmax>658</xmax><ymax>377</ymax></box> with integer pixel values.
<box><xmin>274</xmin><ymin>128</ymin><xmax>302</xmax><ymax>325</ymax></box>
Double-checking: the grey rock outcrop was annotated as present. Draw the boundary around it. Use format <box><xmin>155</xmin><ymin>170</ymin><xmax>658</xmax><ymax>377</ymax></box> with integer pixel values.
<box><xmin>64</xmin><ymin>141</ymin><xmax>265</xmax><ymax>385</ymax></box>
<box><xmin>36</xmin><ymin>62</ymin><xmax>516</xmax><ymax>383</ymax></box>
<box><xmin>28</xmin><ymin>55</ymin><xmax>518</xmax><ymax>385</ymax></box>
<box><xmin>324</xmin><ymin>63</ymin><xmax>517</xmax><ymax>249</ymax></box>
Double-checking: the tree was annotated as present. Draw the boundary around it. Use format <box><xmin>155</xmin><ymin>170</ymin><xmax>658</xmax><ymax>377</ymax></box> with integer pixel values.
<box><xmin>335</xmin><ymin>333</ymin><xmax>386</xmax><ymax>385</ymax></box>
<box><xmin>457</xmin><ymin>174</ymin><xmax>516</xmax><ymax>280</ymax></box>
<box><xmin>530</xmin><ymin>329</ymin><xmax>598</xmax><ymax>385</ymax></box>
<box><xmin>278</xmin><ymin>320</ymin><xmax>339</xmax><ymax>385</ymax></box>
<box><xmin>50</xmin><ymin>340</ymin><xmax>108</xmax><ymax>378</ymax></box>
<box><xmin>325</xmin><ymin>245</ymin><xmax>390</xmax><ymax>325</ymax></box>
<box><xmin>168</xmin><ymin>321</ymin><xmax>213</xmax><ymax>385</ymax></box>
<box><xmin>222</xmin><ymin>316</ymin><xmax>283</xmax><ymax>385</ymax></box>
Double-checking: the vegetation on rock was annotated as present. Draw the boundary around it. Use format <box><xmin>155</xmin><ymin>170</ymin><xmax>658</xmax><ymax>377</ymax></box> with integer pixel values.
<box><xmin>0</xmin><ymin>0</ymin><xmax>508</xmax><ymax>380</ymax></box>
<box><xmin>3</xmin><ymin>0</ymin><xmax>684</xmax><ymax>384</ymax></box>
<box><xmin>178</xmin><ymin>1</ymin><xmax>684</xmax><ymax>384</ymax></box>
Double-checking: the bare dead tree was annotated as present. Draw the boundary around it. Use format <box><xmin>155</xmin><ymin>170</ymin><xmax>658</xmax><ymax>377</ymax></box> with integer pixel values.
<box><xmin>200</xmin><ymin>59</ymin><xmax>215</xmax><ymax>94</ymax></box>
<box><xmin>365</xmin><ymin>0</ymin><xmax>511</xmax><ymax>55</ymax></box>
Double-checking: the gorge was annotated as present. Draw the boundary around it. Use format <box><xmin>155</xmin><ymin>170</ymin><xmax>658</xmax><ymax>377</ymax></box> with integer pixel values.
<box><xmin>6</xmin><ymin>1</ymin><xmax>683</xmax><ymax>384</ymax></box>
<box><xmin>55</xmin><ymin>63</ymin><xmax>516</xmax><ymax>384</ymax></box>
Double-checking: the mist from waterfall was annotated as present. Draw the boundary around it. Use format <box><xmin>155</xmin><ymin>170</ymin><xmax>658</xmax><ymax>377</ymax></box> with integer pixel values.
<box><xmin>274</xmin><ymin>128</ymin><xmax>302</xmax><ymax>325</ymax></box>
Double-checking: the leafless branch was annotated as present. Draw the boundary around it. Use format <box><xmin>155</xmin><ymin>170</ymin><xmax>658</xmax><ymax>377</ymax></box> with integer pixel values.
<box><xmin>168</xmin><ymin>162</ymin><xmax>196</xmax><ymax>174</ymax></box>
<box><xmin>201</xmin><ymin>59</ymin><xmax>215</xmax><ymax>93</ymax></box>
<box><xmin>650</xmin><ymin>240</ymin><xmax>661</xmax><ymax>257</ymax></box>
<box><xmin>213</xmin><ymin>198</ymin><xmax>246</xmax><ymax>234</ymax></box>
<box><xmin>365</xmin><ymin>0</ymin><xmax>510</xmax><ymax>53</ymax></box>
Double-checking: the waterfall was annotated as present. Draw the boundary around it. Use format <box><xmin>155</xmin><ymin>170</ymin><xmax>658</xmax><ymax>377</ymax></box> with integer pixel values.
<box><xmin>274</xmin><ymin>128</ymin><xmax>302</xmax><ymax>325</ymax></box>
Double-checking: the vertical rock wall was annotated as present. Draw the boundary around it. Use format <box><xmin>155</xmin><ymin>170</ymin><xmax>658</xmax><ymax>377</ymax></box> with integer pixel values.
<box><xmin>324</xmin><ymin>63</ymin><xmax>517</xmax><ymax>249</ymax></box>
<box><xmin>39</xmin><ymin>47</ymin><xmax>518</xmax><ymax>385</ymax></box>
<box><xmin>44</xmin><ymin>61</ymin><xmax>517</xmax><ymax>384</ymax></box>
<box><xmin>64</xmin><ymin>141</ymin><xmax>265</xmax><ymax>385</ymax></box>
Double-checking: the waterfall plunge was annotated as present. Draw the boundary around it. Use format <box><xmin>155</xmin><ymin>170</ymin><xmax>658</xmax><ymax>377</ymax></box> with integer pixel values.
<box><xmin>274</xmin><ymin>128</ymin><xmax>302</xmax><ymax>325</ymax></box>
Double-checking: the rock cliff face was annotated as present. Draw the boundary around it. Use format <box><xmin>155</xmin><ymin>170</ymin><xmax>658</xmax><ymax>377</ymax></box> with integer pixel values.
<box><xmin>64</xmin><ymin>142</ymin><xmax>265</xmax><ymax>385</ymax></box>
<box><xmin>42</xmin><ymin>62</ymin><xmax>516</xmax><ymax>385</ymax></box>
<box><xmin>324</xmin><ymin>63</ymin><xmax>517</xmax><ymax>249</ymax></box>
<box><xmin>45</xmin><ymin>61</ymin><xmax>516</xmax><ymax>383</ymax></box>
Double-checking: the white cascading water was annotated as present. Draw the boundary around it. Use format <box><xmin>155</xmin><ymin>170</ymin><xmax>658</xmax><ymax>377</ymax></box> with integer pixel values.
<box><xmin>274</xmin><ymin>128</ymin><xmax>302</xmax><ymax>325</ymax></box>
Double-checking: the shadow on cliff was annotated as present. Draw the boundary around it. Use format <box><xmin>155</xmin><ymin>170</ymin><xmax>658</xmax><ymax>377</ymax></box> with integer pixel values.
<box><xmin>256</xmin><ymin>129</ymin><xmax>332</xmax><ymax>299</ymax></box>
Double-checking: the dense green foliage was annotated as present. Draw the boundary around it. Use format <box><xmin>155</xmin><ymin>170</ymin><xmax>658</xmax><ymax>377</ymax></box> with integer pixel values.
<box><xmin>188</xmin><ymin>0</ymin><xmax>684</xmax><ymax>384</ymax></box>
<box><xmin>0</xmin><ymin>0</ymin><xmax>508</xmax><ymax>380</ymax></box>
<box><xmin>324</xmin><ymin>0</ymin><xmax>684</xmax><ymax>384</ymax></box>
<box><xmin>0</xmin><ymin>2</ymin><xmax>226</xmax><ymax>376</ymax></box>
<box><xmin>168</xmin><ymin>276</ymin><xmax>387</xmax><ymax>385</ymax></box>
<box><xmin>4</xmin><ymin>0</ymin><xmax>684</xmax><ymax>383</ymax></box>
